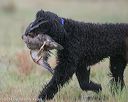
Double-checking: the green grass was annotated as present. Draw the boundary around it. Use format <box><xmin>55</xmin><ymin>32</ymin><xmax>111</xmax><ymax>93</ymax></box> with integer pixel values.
<box><xmin>0</xmin><ymin>0</ymin><xmax>128</xmax><ymax>102</ymax></box>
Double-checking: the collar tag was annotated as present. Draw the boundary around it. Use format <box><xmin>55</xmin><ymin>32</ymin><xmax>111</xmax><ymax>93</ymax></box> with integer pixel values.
<box><xmin>61</xmin><ymin>18</ymin><xmax>64</xmax><ymax>25</ymax></box>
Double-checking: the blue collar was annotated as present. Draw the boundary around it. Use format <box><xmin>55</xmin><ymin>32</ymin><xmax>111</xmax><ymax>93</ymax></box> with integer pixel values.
<box><xmin>61</xmin><ymin>18</ymin><xmax>64</xmax><ymax>25</ymax></box>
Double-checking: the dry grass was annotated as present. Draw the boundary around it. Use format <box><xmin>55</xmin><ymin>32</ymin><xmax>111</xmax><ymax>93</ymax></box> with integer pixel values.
<box><xmin>0</xmin><ymin>0</ymin><xmax>16</xmax><ymax>13</ymax></box>
<box><xmin>15</xmin><ymin>50</ymin><xmax>33</xmax><ymax>76</ymax></box>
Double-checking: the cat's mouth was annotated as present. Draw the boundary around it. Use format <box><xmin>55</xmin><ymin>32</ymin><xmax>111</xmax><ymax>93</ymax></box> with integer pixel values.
<box><xmin>22</xmin><ymin>33</ymin><xmax>63</xmax><ymax>74</ymax></box>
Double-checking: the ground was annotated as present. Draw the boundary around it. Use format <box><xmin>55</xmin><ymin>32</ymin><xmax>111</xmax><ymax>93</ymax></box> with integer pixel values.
<box><xmin>0</xmin><ymin>0</ymin><xmax>128</xmax><ymax>102</ymax></box>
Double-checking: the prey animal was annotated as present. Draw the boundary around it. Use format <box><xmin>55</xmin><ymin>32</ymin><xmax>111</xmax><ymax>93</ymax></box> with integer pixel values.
<box><xmin>22</xmin><ymin>34</ymin><xmax>63</xmax><ymax>74</ymax></box>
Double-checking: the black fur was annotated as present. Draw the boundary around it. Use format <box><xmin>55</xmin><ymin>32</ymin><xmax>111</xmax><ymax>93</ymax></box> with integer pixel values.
<box><xmin>25</xmin><ymin>10</ymin><xmax>128</xmax><ymax>101</ymax></box>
